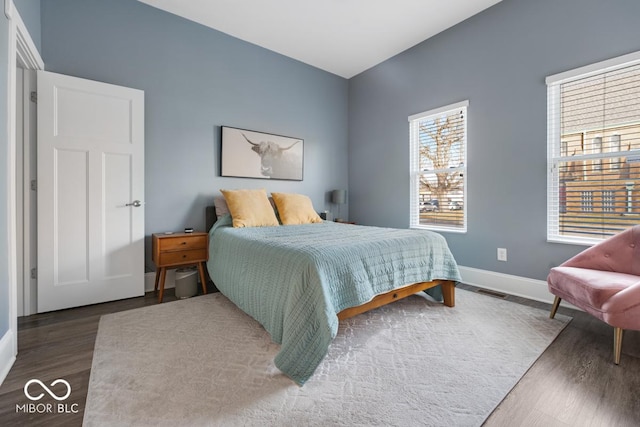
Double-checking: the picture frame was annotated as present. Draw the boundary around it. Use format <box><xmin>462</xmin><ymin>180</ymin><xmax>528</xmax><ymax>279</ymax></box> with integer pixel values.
<box><xmin>221</xmin><ymin>126</ymin><xmax>304</xmax><ymax>181</ymax></box>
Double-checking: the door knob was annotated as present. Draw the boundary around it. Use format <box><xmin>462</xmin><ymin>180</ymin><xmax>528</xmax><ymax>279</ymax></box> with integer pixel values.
<box><xmin>126</xmin><ymin>200</ymin><xmax>142</xmax><ymax>207</ymax></box>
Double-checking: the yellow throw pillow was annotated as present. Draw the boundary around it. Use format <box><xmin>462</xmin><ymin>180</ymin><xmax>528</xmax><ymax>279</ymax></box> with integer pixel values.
<box><xmin>220</xmin><ymin>189</ymin><xmax>279</xmax><ymax>228</ymax></box>
<box><xmin>271</xmin><ymin>193</ymin><xmax>323</xmax><ymax>225</ymax></box>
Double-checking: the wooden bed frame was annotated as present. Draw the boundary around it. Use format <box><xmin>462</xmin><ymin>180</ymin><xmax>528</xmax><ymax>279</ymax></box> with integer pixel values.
<box><xmin>337</xmin><ymin>280</ymin><xmax>455</xmax><ymax>320</ymax></box>
<box><xmin>205</xmin><ymin>206</ymin><xmax>455</xmax><ymax>321</ymax></box>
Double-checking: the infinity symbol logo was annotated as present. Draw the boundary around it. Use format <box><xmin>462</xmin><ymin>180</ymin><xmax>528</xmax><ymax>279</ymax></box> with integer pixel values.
<box><xmin>24</xmin><ymin>379</ymin><xmax>72</xmax><ymax>401</ymax></box>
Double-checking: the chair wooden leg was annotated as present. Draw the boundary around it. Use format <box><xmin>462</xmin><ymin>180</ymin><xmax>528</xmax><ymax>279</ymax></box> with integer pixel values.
<box><xmin>550</xmin><ymin>296</ymin><xmax>561</xmax><ymax>319</ymax></box>
<box><xmin>614</xmin><ymin>327</ymin><xmax>624</xmax><ymax>365</ymax></box>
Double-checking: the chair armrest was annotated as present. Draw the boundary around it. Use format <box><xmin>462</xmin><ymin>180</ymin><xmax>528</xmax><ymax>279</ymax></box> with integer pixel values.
<box><xmin>602</xmin><ymin>281</ymin><xmax>640</xmax><ymax>313</ymax></box>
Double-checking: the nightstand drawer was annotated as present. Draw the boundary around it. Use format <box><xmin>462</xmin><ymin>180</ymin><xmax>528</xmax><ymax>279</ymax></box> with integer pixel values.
<box><xmin>160</xmin><ymin>235</ymin><xmax>208</xmax><ymax>251</ymax></box>
<box><xmin>158</xmin><ymin>249</ymin><xmax>208</xmax><ymax>266</ymax></box>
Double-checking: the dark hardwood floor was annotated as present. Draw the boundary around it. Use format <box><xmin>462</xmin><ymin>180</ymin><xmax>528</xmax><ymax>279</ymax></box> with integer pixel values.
<box><xmin>0</xmin><ymin>288</ymin><xmax>184</xmax><ymax>426</ymax></box>
<box><xmin>478</xmin><ymin>286</ymin><xmax>640</xmax><ymax>427</ymax></box>
<box><xmin>1</xmin><ymin>285</ymin><xmax>639</xmax><ymax>426</ymax></box>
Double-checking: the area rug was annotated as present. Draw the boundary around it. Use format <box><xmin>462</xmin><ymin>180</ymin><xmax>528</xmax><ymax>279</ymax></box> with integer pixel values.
<box><xmin>84</xmin><ymin>289</ymin><xmax>570</xmax><ymax>426</ymax></box>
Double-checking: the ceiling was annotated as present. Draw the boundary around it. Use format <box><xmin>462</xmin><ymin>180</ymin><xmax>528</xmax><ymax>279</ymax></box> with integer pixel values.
<box><xmin>138</xmin><ymin>0</ymin><xmax>502</xmax><ymax>79</ymax></box>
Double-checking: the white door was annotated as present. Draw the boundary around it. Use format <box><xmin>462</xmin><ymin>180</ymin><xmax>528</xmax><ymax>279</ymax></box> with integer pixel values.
<box><xmin>37</xmin><ymin>70</ymin><xmax>145</xmax><ymax>312</ymax></box>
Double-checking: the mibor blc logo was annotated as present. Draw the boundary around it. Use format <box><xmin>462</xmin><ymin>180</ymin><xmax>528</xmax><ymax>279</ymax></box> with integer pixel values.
<box><xmin>16</xmin><ymin>378</ymin><xmax>79</xmax><ymax>414</ymax></box>
<box><xmin>24</xmin><ymin>379</ymin><xmax>71</xmax><ymax>401</ymax></box>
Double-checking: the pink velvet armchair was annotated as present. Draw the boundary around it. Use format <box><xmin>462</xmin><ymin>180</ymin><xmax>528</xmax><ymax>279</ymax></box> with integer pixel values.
<box><xmin>547</xmin><ymin>225</ymin><xmax>640</xmax><ymax>364</ymax></box>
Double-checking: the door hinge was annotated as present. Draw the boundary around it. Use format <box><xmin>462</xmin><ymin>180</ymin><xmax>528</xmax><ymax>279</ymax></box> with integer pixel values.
<box><xmin>30</xmin><ymin>91</ymin><xmax>37</xmax><ymax>103</ymax></box>
<box><xmin>30</xmin><ymin>180</ymin><xmax>37</xmax><ymax>191</ymax></box>
<box><xmin>30</xmin><ymin>268</ymin><xmax>37</xmax><ymax>279</ymax></box>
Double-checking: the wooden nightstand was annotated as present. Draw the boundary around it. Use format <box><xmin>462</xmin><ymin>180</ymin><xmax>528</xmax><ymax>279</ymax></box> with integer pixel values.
<box><xmin>335</xmin><ymin>219</ymin><xmax>356</xmax><ymax>224</ymax></box>
<box><xmin>152</xmin><ymin>232</ymin><xmax>209</xmax><ymax>303</ymax></box>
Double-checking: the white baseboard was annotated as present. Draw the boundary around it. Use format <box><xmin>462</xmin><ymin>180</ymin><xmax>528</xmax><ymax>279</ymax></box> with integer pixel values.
<box><xmin>458</xmin><ymin>265</ymin><xmax>579</xmax><ymax>310</ymax></box>
<box><xmin>0</xmin><ymin>329</ymin><xmax>16</xmax><ymax>386</ymax></box>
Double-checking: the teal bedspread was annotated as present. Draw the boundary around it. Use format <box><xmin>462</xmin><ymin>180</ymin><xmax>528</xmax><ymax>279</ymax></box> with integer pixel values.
<box><xmin>207</xmin><ymin>215</ymin><xmax>461</xmax><ymax>385</ymax></box>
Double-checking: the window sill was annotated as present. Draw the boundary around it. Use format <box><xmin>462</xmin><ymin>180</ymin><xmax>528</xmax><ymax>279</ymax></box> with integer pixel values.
<box><xmin>547</xmin><ymin>236</ymin><xmax>600</xmax><ymax>246</ymax></box>
<box><xmin>411</xmin><ymin>225</ymin><xmax>467</xmax><ymax>234</ymax></box>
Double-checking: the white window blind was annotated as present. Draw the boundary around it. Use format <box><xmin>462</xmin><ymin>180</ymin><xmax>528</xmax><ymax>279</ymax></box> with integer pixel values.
<box><xmin>547</xmin><ymin>52</ymin><xmax>640</xmax><ymax>244</ymax></box>
<box><xmin>409</xmin><ymin>100</ymin><xmax>468</xmax><ymax>232</ymax></box>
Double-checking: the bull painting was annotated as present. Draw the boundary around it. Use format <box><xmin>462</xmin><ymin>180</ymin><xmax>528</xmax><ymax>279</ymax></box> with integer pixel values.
<box><xmin>221</xmin><ymin>126</ymin><xmax>304</xmax><ymax>181</ymax></box>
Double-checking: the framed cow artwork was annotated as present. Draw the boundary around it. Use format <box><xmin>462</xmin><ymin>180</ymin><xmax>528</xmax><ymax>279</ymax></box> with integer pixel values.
<box><xmin>221</xmin><ymin>126</ymin><xmax>304</xmax><ymax>181</ymax></box>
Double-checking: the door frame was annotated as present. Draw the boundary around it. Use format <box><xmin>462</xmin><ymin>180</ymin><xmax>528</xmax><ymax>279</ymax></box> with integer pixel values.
<box><xmin>17</xmin><ymin>68</ymin><xmax>37</xmax><ymax>316</ymax></box>
<box><xmin>3</xmin><ymin>0</ymin><xmax>43</xmax><ymax>374</ymax></box>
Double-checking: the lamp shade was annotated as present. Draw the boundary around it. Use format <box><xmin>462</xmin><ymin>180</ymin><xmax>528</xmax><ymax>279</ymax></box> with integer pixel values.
<box><xmin>331</xmin><ymin>189</ymin><xmax>347</xmax><ymax>205</ymax></box>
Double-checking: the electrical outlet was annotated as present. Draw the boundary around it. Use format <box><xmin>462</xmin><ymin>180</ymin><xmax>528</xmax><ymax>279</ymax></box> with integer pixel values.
<box><xmin>497</xmin><ymin>248</ymin><xmax>508</xmax><ymax>262</ymax></box>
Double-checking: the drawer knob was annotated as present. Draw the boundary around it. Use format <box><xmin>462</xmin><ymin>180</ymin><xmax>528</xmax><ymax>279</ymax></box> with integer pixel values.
<box><xmin>182</xmin><ymin>255</ymin><xmax>187</xmax><ymax>258</ymax></box>
<box><xmin>181</xmin><ymin>242</ymin><xmax>187</xmax><ymax>245</ymax></box>
<box><xmin>392</xmin><ymin>293</ymin><xmax>398</xmax><ymax>299</ymax></box>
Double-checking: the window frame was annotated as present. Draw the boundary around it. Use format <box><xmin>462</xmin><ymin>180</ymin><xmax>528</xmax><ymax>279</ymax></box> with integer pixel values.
<box><xmin>409</xmin><ymin>100</ymin><xmax>469</xmax><ymax>233</ymax></box>
<box><xmin>546</xmin><ymin>50</ymin><xmax>640</xmax><ymax>245</ymax></box>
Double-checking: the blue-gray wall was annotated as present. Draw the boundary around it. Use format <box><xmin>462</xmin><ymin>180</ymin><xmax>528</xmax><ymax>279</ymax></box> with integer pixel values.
<box><xmin>0</xmin><ymin>12</ymin><xmax>10</xmax><ymax>336</ymax></box>
<box><xmin>41</xmin><ymin>0</ymin><xmax>349</xmax><ymax>270</ymax></box>
<box><xmin>14</xmin><ymin>0</ymin><xmax>40</xmax><ymax>52</ymax></box>
<box><xmin>17</xmin><ymin>0</ymin><xmax>640</xmax><ymax>302</ymax></box>
<box><xmin>349</xmin><ymin>0</ymin><xmax>640</xmax><ymax>281</ymax></box>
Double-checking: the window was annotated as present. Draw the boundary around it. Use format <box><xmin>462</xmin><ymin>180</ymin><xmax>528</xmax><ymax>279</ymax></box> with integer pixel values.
<box><xmin>592</xmin><ymin>137</ymin><xmax>602</xmax><ymax>171</ymax></box>
<box><xmin>409</xmin><ymin>100</ymin><xmax>468</xmax><ymax>232</ymax></box>
<box><xmin>580</xmin><ymin>191</ymin><xmax>593</xmax><ymax>212</ymax></box>
<box><xmin>602</xmin><ymin>190</ymin><xmax>616</xmax><ymax>212</ymax></box>
<box><xmin>547</xmin><ymin>51</ymin><xmax>640</xmax><ymax>244</ymax></box>
<box><xmin>609</xmin><ymin>134</ymin><xmax>621</xmax><ymax>170</ymax></box>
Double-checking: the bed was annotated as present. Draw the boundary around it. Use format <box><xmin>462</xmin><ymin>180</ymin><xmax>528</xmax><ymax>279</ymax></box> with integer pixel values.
<box><xmin>205</xmin><ymin>206</ymin><xmax>461</xmax><ymax>385</ymax></box>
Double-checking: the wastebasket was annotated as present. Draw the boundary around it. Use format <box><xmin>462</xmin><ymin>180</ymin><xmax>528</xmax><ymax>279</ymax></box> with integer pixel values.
<box><xmin>175</xmin><ymin>267</ymin><xmax>198</xmax><ymax>299</ymax></box>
